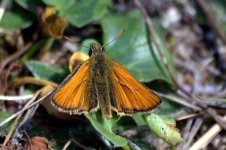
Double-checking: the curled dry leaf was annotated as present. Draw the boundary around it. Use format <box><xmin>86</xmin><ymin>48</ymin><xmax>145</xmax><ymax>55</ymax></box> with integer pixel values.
<box><xmin>25</xmin><ymin>136</ymin><xmax>53</xmax><ymax>150</ymax></box>
<box><xmin>0</xmin><ymin>136</ymin><xmax>53</xmax><ymax>150</ymax></box>
<box><xmin>41</xmin><ymin>6</ymin><xmax>68</xmax><ymax>39</ymax></box>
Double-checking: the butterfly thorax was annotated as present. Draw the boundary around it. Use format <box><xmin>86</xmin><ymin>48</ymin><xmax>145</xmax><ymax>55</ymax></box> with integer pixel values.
<box><xmin>88</xmin><ymin>43</ymin><xmax>112</xmax><ymax>83</ymax></box>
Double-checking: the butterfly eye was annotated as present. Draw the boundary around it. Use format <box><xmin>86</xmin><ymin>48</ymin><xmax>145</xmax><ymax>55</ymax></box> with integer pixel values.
<box><xmin>88</xmin><ymin>49</ymin><xmax>92</xmax><ymax>56</ymax></box>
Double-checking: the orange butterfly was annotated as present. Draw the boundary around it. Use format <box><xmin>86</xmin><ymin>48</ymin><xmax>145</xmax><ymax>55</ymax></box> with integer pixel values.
<box><xmin>51</xmin><ymin>42</ymin><xmax>161</xmax><ymax>118</ymax></box>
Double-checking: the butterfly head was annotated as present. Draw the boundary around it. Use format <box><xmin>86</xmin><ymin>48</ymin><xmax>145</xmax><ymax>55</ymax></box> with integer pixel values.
<box><xmin>88</xmin><ymin>43</ymin><xmax>104</xmax><ymax>56</ymax></box>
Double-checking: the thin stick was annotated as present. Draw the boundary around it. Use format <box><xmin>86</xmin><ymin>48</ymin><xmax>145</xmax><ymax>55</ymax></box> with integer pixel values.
<box><xmin>127</xmin><ymin>140</ymin><xmax>142</xmax><ymax>150</ymax></box>
<box><xmin>2</xmin><ymin>90</ymin><xmax>41</xmax><ymax>146</ymax></box>
<box><xmin>0</xmin><ymin>42</ymin><xmax>32</xmax><ymax>74</ymax></box>
<box><xmin>134</xmin><ymin>0</ymin><xmax>226</xmax><ymax>131</ymax></box>
<box><xmin>0</xmin><ymin>95</ymin><xmax>33</xmax><ymax>101</ymax></box>
<box><xmin>176</xmin><ymin>112</ymin><xmax>202</xmax><ymax>121</ymax></box>
<box><xmin>182</xmin><ymin>118</ymin><xmax>203</xmax><ymax>150</ymax></box>
<box><xmin>0</xmin><ymin>90</ymin><xmax>54</xmax><ymax>127</ymax></box>
<box><xmin>62</xmin><ymin>140</ymin><xmax>71</xmax><ymax>150</ymax></box>
<box><xmin>62</xmin><ymin>138</ymin><xmax>94</xmax><ymax>150</ymax></box>
<box><xmin>156</xmin><ymin>92</ymin><xmax>201</xmax><ymax>111</ymax></box>
<box><xmin>11</xmin><ymin>77</ymin><xmax>57</xmax><ymax>89</ymax></box>
<box><xmin>189</xmin><ymin>115</ymin><xmax>226</xmax><ymax>150</ymax></box>
<box><xmin>178</xmin><ymin>119</ymin><xmax>194</xmax><ymax>149</ymax></box>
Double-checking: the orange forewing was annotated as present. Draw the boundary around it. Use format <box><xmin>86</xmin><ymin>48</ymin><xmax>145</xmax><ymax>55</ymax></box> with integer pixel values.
<box><xmin>111</xmin><ymin>61</ymin><xmax>161</xmax><ymax>115</ymax></box>
<box><xmin>51</xmin><ymin>60</ymin><xmax>98</xmax><ymax>114</ymax></box>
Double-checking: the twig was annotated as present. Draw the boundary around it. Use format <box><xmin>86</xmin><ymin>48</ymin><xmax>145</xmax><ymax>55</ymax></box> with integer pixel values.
<box><xmin>180</xmin><ymin>118</ymin><xmax>203</xmax><ymax>150</ymax></box>
<box><xmin>183</xmin><ymin>119</ymin><xmax>193</xmax><ymax>137</ymax></box>
<box><xmin>176</xmin><ymin>112</ymin><xmax>203</xmax><ymax>121</ymax></box>
<box><xmin>197</xmin><ymin>0</ymin><xmax>226</xmax><ymax>44</ymax></box>
<box><xmin>62</xmin><ymin>138</ymin><xmax>95</xmax><ymax>150</ymax></box>
<box><xmin>11</xmin><ymin>77</ymin><xmax>58</xmax><ymax>89</ymax></box>
<box><xmin>0</xmin><ymin>95</ymin><xmax>33</xmax><ymax>101</ymax></box>
<box><xmin>2</xmin><ymin>90</ymin><xmax>41</xmax><ymax>146</ymax></box>
<box><xmin>127</xmin><ymin>140</ymin><xmax>142</xmax><ymax>150</ymax></box>
<box><xmin>0</xmin><ymin>89</ymin><xmax>54</xmax><ymax>127</ymax></box>
<box><xmin>14</xmin><ymin>101</ymin><xmax>39</xmax><ymax>136</ymax></box>
<box><xmin>189</xmin><ymin>115</ymin><xmax>226</xmax><ymax>150</ymax></box>
<box><xmin>1</xmin><ymin>63</ymin><xmax>21</xmax><ymax>93</ymax></box>
<box><xmin>0</xmin><ymin>42</ymin><xmax>32</xmax><ymax>74</ymax></box>
<box><xmin>62</xmin><ymin>140</ymin><xmax>71</xmax><ymax>150</ymax></box>
<box><xmin>134</xmin><ymin>0</ymin><xmax>226</xmax><ymax>131</ymax></box>
<box><xmin>156</xmin><ymin>92</ymin><xmax>201</xmax><ymax>111</ymax></box>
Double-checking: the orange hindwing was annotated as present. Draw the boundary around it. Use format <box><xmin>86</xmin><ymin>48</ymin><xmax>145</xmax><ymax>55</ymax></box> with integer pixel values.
<box><xmin>111</xmin><ymin>61</ymin><xmax>161</xmax><ymax>115</ymax></box>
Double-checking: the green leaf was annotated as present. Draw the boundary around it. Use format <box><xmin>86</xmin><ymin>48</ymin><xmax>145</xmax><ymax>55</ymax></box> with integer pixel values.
<box><xmin>25</xmin><ymin>60</ymin><xmax>68</xmax><ymax>83</ymax></box>
<box><xmin>42</xmin><ymin>0</ymin><xmax>75</xmax><ymax>11</ymax></box>
<box><xmin>210</xmin><ymin>0</ymin><xmax>226</xmax><ymax>31</ymax></box>
<box><xmin>0</xmin><ymin>9</ymin><xmax>34</xmax><ymax>29</ymax></box>
<box><xmin>43</xmin><ymin>0</ymin><xmax>110</xmax><ymax>27</ymax></box>
<box><xmin>85</xmin><ymin>112</ymin><xmax>128</xmax><ymax>147</ymax></box>
<box><xmin>0</xmin><ymin>111</ymin><xmax>12</xmax><ymax>132</ymax></box>
<box><xmin>145</xmin><ymin>113</ymin><xmax>182</xmax><ymax>146</ymax></box>
<box><xmin>132</xmin><ymin>113</ymin><xmax>147</xmax><ymax>126</ymax></box>
<box><xmin>93</xmin><ymin>0</ymin><xmax>111</xmax><ymax>20</ymax></box>
<box><xmin>15</xmin><ymin>0</ymin><xmax>43</xmax><ymax>13</ymax></box>
<box><xmin>102</xmin><ymin>10</ymin><xmax>175</xmax><ymax>83</ymax></box>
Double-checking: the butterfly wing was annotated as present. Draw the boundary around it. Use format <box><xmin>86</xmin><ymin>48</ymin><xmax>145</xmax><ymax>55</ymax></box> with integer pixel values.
<box><xmin>110</xmin><ymin>61</ymin><xmax>161</xmax><ymax>115</ymax></box>
<box><xmin>51</xmin><ymin>60</ymin><xmax>98</xmax><ymax>115</ymax></box>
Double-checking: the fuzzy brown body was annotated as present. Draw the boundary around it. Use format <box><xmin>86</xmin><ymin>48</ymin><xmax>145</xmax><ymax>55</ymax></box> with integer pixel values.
<box><xmin>88</xmin><ymin>53</ymin><xmax>113</xmax><ymax>117</ymax></box>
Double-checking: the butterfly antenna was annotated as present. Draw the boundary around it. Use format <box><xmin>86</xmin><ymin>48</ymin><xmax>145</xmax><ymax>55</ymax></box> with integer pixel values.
<box><xmin>101</xmin><ymin>29</ymin><xmax>125</xmax><ymax>48</ymax></box>
<box><xmin>64</xmin><ymin>35</ymin><xmax>90</xmax><ymax>48</ymax></box>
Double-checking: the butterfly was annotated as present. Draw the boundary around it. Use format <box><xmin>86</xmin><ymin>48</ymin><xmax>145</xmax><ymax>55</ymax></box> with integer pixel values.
<box><xmin>51</xmin><ymin>42</ymin><xmax>161</xmax><ymax>118</ymax></box>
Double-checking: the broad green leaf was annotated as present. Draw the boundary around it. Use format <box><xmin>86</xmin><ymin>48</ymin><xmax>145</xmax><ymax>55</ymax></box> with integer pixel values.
<box><xmin>43</xmin><ymin>0</ymin><xmax>110</xmax><ymax>27</ymax></box>
<box><xmin>145</xmin><ymin>113</ymin><xmax>182</xmax><ymax>146</ymax></box>
<box><xmin>93</xmin><ymin>0</ymin><xmax>111</xmax><ymax>20</ymax></box>
<box><xmin>25</xmin><ymin>60</ymin><xmax>68</xmax><ymax>84</ymax></box>
<box><xmin>64</xmin><ymin>0</ymin><xmax>109</xmax><ymax>27</ymax></box>
<box><xmin>42</xmin><ymin>0</ymin><xmax>75</xmax><ymax>11</ymax></box>
<box><xmin>85</xmin><ymin>112</ymin><xmax>128</xmax><ymax>147</ymax></box>
<box><xmin>0</xmin><ymin>9</ymin><xmax>34</xmax><ymax>29</ymax></box>
<box><xmin>102</xmin><ymin>10</ymin><xmax>175</xmax><ymax>83</ymax></box>
<box><xmin>15</xmin><ymin>0</ymin><xmax>43</xmax><ymax>13</ymax></box>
